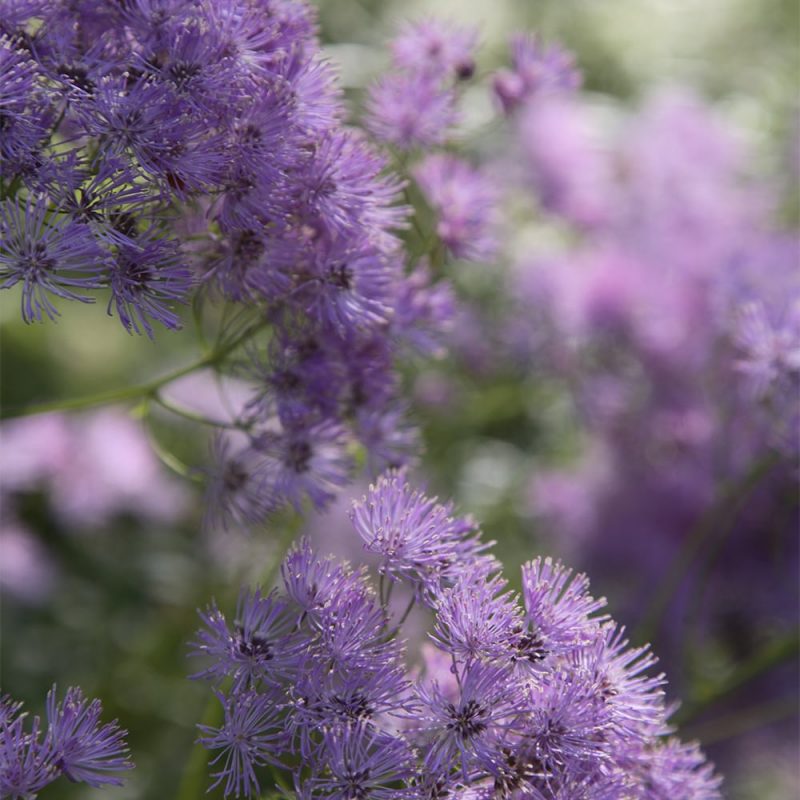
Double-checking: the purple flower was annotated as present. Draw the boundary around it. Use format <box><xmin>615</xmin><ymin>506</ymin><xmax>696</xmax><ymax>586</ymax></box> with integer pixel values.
<box><xmin>192</xmin><ymin>472</ymin><xmax>720</xmax><ymax>798</ymax></box>
<box><xmin>349</xmin><ymin>470</ymin><xmax>478</xmax><ymax>596</ymax></box>
<box><xmin>288</xmin><ymin>662</ymin><xmax>412</xmax><ymax>759</ymax></box>
<box><xmin>631</xmin><ymin>738</ymin><xmax>723</xmax><ymax>799</ymax></box>
<box><xmin>252</xmin><ymin>421</ymin><xmax>354</xmax><ymax>512</ymax></box>
<box><xmin>418</xmin><ymin>662</ymin><xmax>519</xmax><ymax>779</ymax></box>
<box><xmin>571</xmin><ymin>625</ymin><xmax>666</xmax><ymax>741</ymax></box>
<box><xmin>365</xmin><ymin>71</ymin><xmax>458</xmax><ymax>151</ymax></box>
<box><xmin>285</xmin><ymin>237</ymin><xmax>398</xmax><ymax>336</ymax></box>
<box><xmin>392</xmin><ymin>260</ymin><xmax>455</xmax><ymax>357</ymax></box>
<box><xmin>289</xmin><ymin>129</ymin><xmax>406</xmax><ymax>239</ymax></box>
<box><xmin>198</xmin><ymin>690</ymin><xmax>287</xmax><ymax>799</ymax></box>
<box><xmin>280</xmin><ymin>51</ymin><xmax>343</xmax><ymax>136</ymax></box>
<box><xmin>520</xmin><ymin>557</ymin><xmax>607</xmax><ymax>662</ymax></box>
<box><xmin>431</xmin><ymin>575</ymin><xmax>522</xmax><ymax>664</ymax></box>
<box><xmin>0</xmin><ymin>0</ymin><xmax>443</xmax><ymax>519</ymax></box>
<box><xmin>735</xmin><ymin>299</ymin><xmax>800</xmax><ymax>399</ymax></box>
<box><xmin>82</xmin><ymin>80</ymin><xmax>180</xmax><ymax>173</ymax></box>
<box><xmin>46</xmin><ymin>155</ymin><xmax>151</xmax><ymax>245</ymax></box>
<box><xmin>107</xmin><ymin>230</ymin><xmax>193</xmax><ymax>337</ymax></box>
<box><xmin>520</xmin><ymin>670</ymin><xmax>610</xmax><ymax>781</ymax></box>
<box><xmin>312</xmin><ymin>582</ymin><xmax>400</xmax><ymax>673</ymax></box>
<box><xmin>414</xmin><ymin>155</ymin><xmax>499</xmax><ymax>261</ymax></box>
<box><xmin>517</xmin><ymin>95</ymin><xmax>613</xmax><ymax>228</ymax></box>
<box><xmin>230</xmin><ymin>92</ymin><xmax>297</xmax><ymax>178</ymax></box>
<box><xmin>244</xmin><ymin>329</ymin><xmax>346</xmax><ymax>428</ymax></box>
<box><xmin>280</xmin><ymin>537</ymin><xmax>364</xmax><ymax>621</ymax></box>
<box><xmin>354</xmin><ymin>404</ymin><xmax>421</xmax><ymax>475</ymax></box>
<box><xmin>0</xmin><ymin>686</ymin><xmax>132</xmax><ymax>798</ymax></box>
<box><xmin>192</xmin><ymin>588</ymin><xmax>298</xmax><ymax>690</ymax></box>
<box><xmin>0</xmin><ymin>37</ymin><xmax>49</xmax><ymax>170</ymax></box>
<box><xmin>141</xmin><ymin>19</ymin><xmax>239</xmax><ymax>116</ymax></box>
<box><xmin>203</xmin><ymin>435</ymin><xmax>278</xmax><ymax>532</ymax></box>
<box><xmin>43</xmin><ymin>686</ymin><xmax>132</xmax><ymax>788</ymax></box>
<box><xmin>0</xmin><ymin>195</ymin><xmax>106</xmax><ymax>322</ymax></box>
<box><xmin>203</xmin><ymin>227</ymin><xmax>271</xmax><ymax>302</ymax></box>
<box><xmin>391</xmin><ymin>19</ymin><xmax>478</xmax><ymax>80</ymax></box>
<box><xmin>309</xmin><ymin>724</ymin><xmax>415</xmax><ymax>800</ymax></box>
<box><xmin>0</xmin><ymin>712</ymin><xmax>54</xmax><ymax>799</ymax></box>
<box><xmin>493</xmin><ymin>34</ymin><xmax>581</xmax><ymax>114</ymax></box>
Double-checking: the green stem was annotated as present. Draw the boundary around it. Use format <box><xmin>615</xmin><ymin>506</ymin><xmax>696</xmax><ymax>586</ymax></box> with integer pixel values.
<box><xmin>150</xmin><ymin>391</ymin><xmax>244</xmax><ymax>430</ymax></box>
<box><xmin>681</xmin><ymin>696</ymin><xmax>799</xmax><ymax>746</ymax></box>
<box><xmin>677</xmin><ymin>632</ymin><xmax>800</xmax><ymax>725</ymax></box>
<box><xmin>384</xmin><ymin>595</ymin><xmax>416</xmax><ymax>641</ymax></box>
<box><xmin>634</xmin><ymin>451</ymin><xmax>781</xmax><ymax>644</ymax></box>
<box><xmin>176</xmin><ymin>692</ymin><xmax>225</xmax><ymax>800</ymax></box>
<box><xmin>1</xmin><ymin>318</ymin><xmax>269</xmax><ymax>420</ymax></box>
<box><xmin>140</xmin><ymin>400</ymin><xmax>203</xmax><ymax>482</ymax></box>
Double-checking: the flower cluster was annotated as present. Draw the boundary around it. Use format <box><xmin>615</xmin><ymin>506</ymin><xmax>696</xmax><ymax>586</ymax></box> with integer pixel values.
<box><xmin>191</xmin><ymin>471</ymin><xmax>721</xmax><ymax>798</ymax></box>
<box><xmin>506</xmin><ymin>92</ymin><xmax>799</xmax><ymax>658</ymax></box>
<box><xmin>413</xmin><ymin>155</ymin><xmax>499</xmax><ymax>262</ymax></box>
<box><xmin>365</xmin><ymin>18</ymin><xmax>476</xmax><ymax>151</ymax></box>
<box><xmin>401</xmin><ymin>28</ymin><xmax>798</xmax><ymax>697</ymax></box>
<box><xmin>492</xmin><ymin>34</ymin><xmax>582</xmax><ymax>114</ymax></box>
<box><xmin>0</xmin><ymin>1</ymin><xmax>457</xmax><ymax>518</ymax></box>
<box><xmin>364</xmin><ymin>20</ymin><xmax>498</xmax><ymax>266</ymax></box>
<box><xmin>0</xmin><ymin>685</ymin><xmax>132</xmax><ymax>798</ymax></box>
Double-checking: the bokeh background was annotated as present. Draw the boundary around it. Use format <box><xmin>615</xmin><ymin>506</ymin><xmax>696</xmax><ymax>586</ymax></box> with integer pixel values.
<box><xmin>2</xmin><ymin>0</ymin><xmax>798</xmax><ymax>797</ymax></box>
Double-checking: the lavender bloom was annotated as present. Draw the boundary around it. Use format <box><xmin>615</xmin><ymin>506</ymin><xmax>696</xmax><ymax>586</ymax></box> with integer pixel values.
<box><xmin>192</xmin><ymin>588</ymin><xmax>298</xmax><ymax>690</ymax></box>
<box><xmin>430</xmin><ymin>575</ymin><xmax>522</xmax><ymax>664</ymax></box>
<box><xmin>2</xmin><ymin>1</ymin><xmax>458</xmax><ymax>521</ymax></box>
<box><xmin>500</xmin><ymin>90</ymin><xmax>799</xmax><ymax>715</ymax></box>
<box><xmin>0</xmin><ymin>712</ymin><xmax>53</xmax><ymax>799</ymax></box>
<box><xmin>252</xmin><ymin>421</ymin><xmax>354</xmax><ymax>513</ymax></box>
<box><xmin>46</xmin><ymin>156</ymin><xmax>150</xmax><ymax>244</ymax></box>
<box><xmin>520</xmin><ymin>557</ymin><xmax>607</xmax><ymax>662</ymax></box>
<box><xmin>517</xmin><ymin>96</ymin><xmax>613</xmax><ymax>228</ymax></box>
<box><xmin>312</xmin><ymin>584</ymin><xmax>400</xmax><ymax>673</ymax></box>
<box><xmin>572</xmin><ymin>625</ymin><xmax>666</xmax><ymax>741</ymax></box>
<box><xmin>366</xmin><ymin>72</ymin><xmax>458</xmax><ymax>151</ymax></box>
<box><xmin>0</xmin><ymin>37</ymin><xmax>49</xmax><ymax>170</ymax></box>
<box><xmin>0</xmin><ymin>195</ymin><xmax>105</xmax><ymax>322</ymax></box>
<box><xmin>288</xmin><ymin>663</ymin><xmax>412</xmax><ymax>759</ymax></box>
<box><xmin>354</xmin><ymin>404</ymin><xmax>422</xmax><ymax>475</ymax></box>
<box><xmin>203</xmin><ymin>435</ymin><xmax>278</xmax><ymax>532</ymax></box>
<box><xmin>520</xmin><ymin>669</ymin><xmax>611</xmax><ymax>779</ymax></box>
<box><xmin>108</xmin><ymin>231</ymin><xmax>193</xmax><ymax>337</ymax></box>
<box><xmin>735</xmin><ymin>300</ymin><xmax>800</xmax><ymax>399</ymax></box>
<box><xmin>0</xmin><ymin>686</ymin><xmax>132</xmax><ymax>798</ymax></box>
<box><xmin>141</xmin><ymin>19</ymin><xmax>239</xmax><ymax>116</ymax></box>
<box><xmin>413</xmin><ymin>155</ymin><xmax>498</xmax><ymax>261</ymax></box>
<box><xmin>309</xmin><ymin>724</ymin><xmax>415</xmax><ymax>800</ymax></box>
<box><xmin>43</xmin><ymin>686</ymin><xmax>132</xmax><ymax>788</ymax></box>
<box><xmin>493</xmin><ymin>34</ymin><xmax>581</xmax><ymax>115</ymax></box>
<box><xmin>280</xmin><ymin>537</ymin><xmax>360</xmax><ymax>620</ymax></box>
<box><xmin>289</xmin><ymin>129</ymin><xmax>406</xmax><ymax>239</ymax></box>
<box><xmin>734</xmin><ymin>297</ymin><xmax>800</xmax><ymax>451</ymax></box>
<box><xmin>192</xmin><ymin>475</ymin><xmax>719</xmax><ymax>798</ymax></box>
<box><xmin>349</xmin><ymin>470</ymin><xmax>482</xmax><ymax>597</ymax></box>
<box><xmin>391</xmin><ymin>19</ymin><xmax>478</xmax><ymax>80</ymax></box>
<box><xmin>631</xmin><ymin>738</ymin><xmax>724</xmax><ymax>799</ymax></box>
<box><xmin>199</xmin><ymin>690</ymin><xmax>287</xmax><ymax>799</ymax></box>
<box><xmin>289</xmin><ymin>237</ymin><xmax>398</xmax><ymax>336</ymax></box>
<box><xmin>392</xmin><ymin>261</ymin><xmax>456</xmax><ymax>357</ymax></box>
<box><xmin>418</xmin><ymin>662</ymin><xmax>519</xmax><ymax>779</ymax></box>
<box><xmin>0</xmin><ymin>520</ymin><xmax>57</xmax><ymax>605</ymax></box>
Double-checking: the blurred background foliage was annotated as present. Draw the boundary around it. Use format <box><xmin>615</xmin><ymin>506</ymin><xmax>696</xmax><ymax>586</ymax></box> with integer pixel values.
<box><xmin>1</xmin><ymin>0</ymin><xmax>798</xmax><ymax>798</ymax></box>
